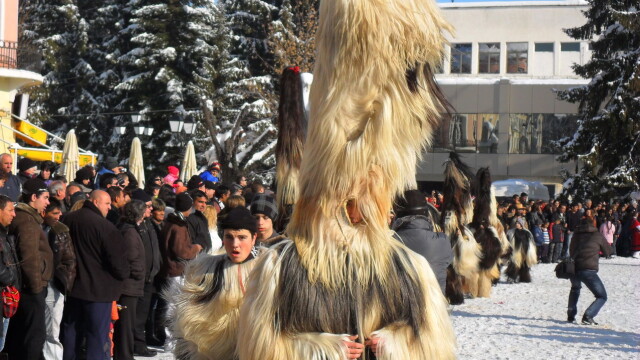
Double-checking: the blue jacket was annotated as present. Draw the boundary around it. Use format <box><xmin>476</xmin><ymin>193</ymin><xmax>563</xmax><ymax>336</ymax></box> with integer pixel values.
<box><xmin>0</xmin><ymin>173</ymin><xmax>21</xmax><ymax>202</ymax></box>
<box><xmin>199</xmin><ymin>171</ymin><xmax>219</xmax><ymax>183</ymax></box>
<box><xmin>391</xmin><ymin>215</ymin><xmax>452</xmax><ymax>294</ymax></box>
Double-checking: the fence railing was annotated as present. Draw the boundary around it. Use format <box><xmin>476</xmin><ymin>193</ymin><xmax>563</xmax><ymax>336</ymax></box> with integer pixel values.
<box><xmin>0</xmin><ymin>40</ymin><xmax>42</xmax><ymax>72</ymax></box>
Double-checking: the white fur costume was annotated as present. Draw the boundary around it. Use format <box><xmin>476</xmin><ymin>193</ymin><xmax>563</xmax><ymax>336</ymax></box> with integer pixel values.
<box><xmin>237</xmin><ymin>0</ymin><xmax>456</xmax><ymax>358</ymax></box>
<box><xmin>169</xmin><ymin>250</ymin><xmax>264</xmax><ymax>359</ymax></box>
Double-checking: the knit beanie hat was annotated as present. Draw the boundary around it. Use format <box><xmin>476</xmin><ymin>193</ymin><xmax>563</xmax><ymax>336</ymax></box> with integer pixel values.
<box><xmin>221</xmin><ymin>207</ymin><xmax>257</xmax><ymax>234</ymax></box>
<box><xmin>250</xmin><ymin>194</ymin><xmax>278</xmax><ymax>221</ymax></box>
<box><xmin>131</xmin><ymin>189</ymin><xmax>152</xmax><ymax>203</ymax></box>
<box><xmin>167</xmin><ymin>166</ymin><xmax>179</xmax><ymax>176</ymax></box>
<box><xmin>105</xmin><ymin>156</ymin><xmax>119</xmax><ymax>170</ymax></box>
<box><xmin>18</xmin><ymin>157</ymin><xmax>37</xmax><ymax>173</ymax></box>
<box><xmin>22</xmin><ymin>178</ymin><xmax>48</xmax><ymax>195</ymax></box>
<box><xmin>175</xmin><ymin>193</ymin><xmax>193</xmax><ymax>212</ymax></box>
<box><xmin>186</xmin><ymin>175</ymin><xmax>204</xmax><ymax>190</ymax></box>
<box><xmin>516</xmin><ymin>217</ymin><xmax>526</xmax><ymax>228</ymax></box>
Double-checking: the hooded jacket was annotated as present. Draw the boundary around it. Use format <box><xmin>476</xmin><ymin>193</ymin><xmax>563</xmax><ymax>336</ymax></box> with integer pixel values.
<box><xmin>9</xmin><ymin>203</ymin><xmax>53</xmax><ymax>294</ymax></box>
<box><xmin>391</xmin><ymin>215</ymin><xmax>452</xmax><ymax>293</ymax></box>
<box><xmin>570</xmin><ymin>223</ymin><xmax>611</xmax><ymax>272</ymax></box>
<box><xmin>62</xmin><ymin>201</ymin><xmax>130</xmax><ymax>302</ymax></box>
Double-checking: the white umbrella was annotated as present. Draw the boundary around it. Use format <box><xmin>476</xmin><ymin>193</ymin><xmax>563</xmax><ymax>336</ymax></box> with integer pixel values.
<box><xmin>181</xmin><ymin>141</ymin><xmax>197</xmax><ymax>182</ymax></box>
<box><xmin>129</xmin><ymin>137</ymin><xmax>145</xmax><ymax>189</ymax></box>
<box><xmin>60</xmin><ymin>130</ymin><xmax>79</xmax><ymax>182</ymax></box>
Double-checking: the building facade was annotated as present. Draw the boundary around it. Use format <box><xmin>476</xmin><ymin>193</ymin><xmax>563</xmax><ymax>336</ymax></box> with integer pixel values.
<box><xmin>420</xmin><ymin>0</ymin><xmax>590</xmax><ymax>195</ymax></box>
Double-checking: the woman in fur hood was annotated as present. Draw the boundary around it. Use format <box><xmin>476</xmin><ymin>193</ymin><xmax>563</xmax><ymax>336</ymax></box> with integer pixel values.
<box><xmin>169</xmin><ymin>207</ymin><xmax>265</xmax><ymax>359</ymax></box>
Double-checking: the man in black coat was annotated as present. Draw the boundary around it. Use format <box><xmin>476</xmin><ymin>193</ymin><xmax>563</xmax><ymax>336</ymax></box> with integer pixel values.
<box><xmin>130</xmin><ymin>190</ymin><xmax>162</xmax><ymax>356</ymax></box>
<box><xmin>567</xmin><ymin>219</ymin><xmax>612</xmax><ymax>325</ymax></box>
<box><xmin>61</xmin><ymin>190</ymin><xmax>130</xmax><ymax>360</ymax></box>
<box><xmin>187</xmin><ymin>190</ymin><xmax>212</xmax><ymax>252</ymax></box>
<box><xmin>0</xmin><ymin>154</ymin><xmax>21</xmax><ymax>202</ymax></box>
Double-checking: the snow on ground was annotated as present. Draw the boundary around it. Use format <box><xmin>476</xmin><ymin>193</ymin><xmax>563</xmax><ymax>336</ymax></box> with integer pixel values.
<box><xmin>141</xmin><ymin>257</ymin><xmax>640</xmax><ymax>360</ymax></box>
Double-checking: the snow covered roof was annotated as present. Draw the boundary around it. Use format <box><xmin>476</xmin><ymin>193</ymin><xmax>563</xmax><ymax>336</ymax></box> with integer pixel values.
<box><xmin>439</xmin><ymin>0</ymin><xmax>589</xmax><ymax>10</ymax></box>
<box><xmin>435</xmin><ymin>77</ymin><xmax>590</xmax><ymax>86</ymax></box>
<box><xmin>492</xmin><ymin>179</ymin><xmax>551</xmax><ymax>201</ymax></box>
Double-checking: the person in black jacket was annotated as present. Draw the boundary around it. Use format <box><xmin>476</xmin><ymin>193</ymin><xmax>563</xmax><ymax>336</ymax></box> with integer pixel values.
<box><xmin>129</xmin><ymin>190</ymin><xmax>161</xmax><ymax>356</ymax></box>
<box><xmin>567</xmin><ymin>218</ymin><xmax>612</xmax><ymax>325</ymax></box>
<box><xmin>115</xmin><ymin>200</ymin><xmax>146</xmax><ymax>360</ymax></box>
<box><xmin>60</xmin><ymin>190</ymin><xmax>130</xmax><ymax>360</ymax></box>
<box><xmin>186</xmin><ymin>191</ymin><xmax>212</xmax><ymax>252</ymax></box>
<box><xmin>391</xmin><ymin>190</ymin><xmax>452</xmax><ymax>294</ymax></box>
<box><xmin>42</xmin><ymin>200</ymin><xmax>76</xmax><ymax>360</ymax></box>
<box><xmin>0</xmin><ymin>195</ymin><xmax>18</xmax><ymax>351</ymax></box>
<box><xmin>0</xmin><ymin>154</ymin><xmax>22</xmax><ymax>202</ymax></box>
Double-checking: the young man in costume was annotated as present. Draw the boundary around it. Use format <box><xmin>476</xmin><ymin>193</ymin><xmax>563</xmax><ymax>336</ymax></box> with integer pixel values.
<box><xmin>236</xmin><ymin>0</ymin><xmax>456</xmax><ymax>358</ymax></box>
<box><xmin>169</xmin><ymin>206</ymin><xmax>266</xmax><ymax>359</ymax></box>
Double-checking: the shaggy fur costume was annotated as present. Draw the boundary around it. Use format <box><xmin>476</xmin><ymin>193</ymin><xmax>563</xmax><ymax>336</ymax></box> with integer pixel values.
<box><xmin>468</xmin><ymin>168</ymin><xmax>506</xmax><ymax>298</ymax></box>
<box><xmin>237</xmin><ymin>0</ymin><xmax>456</xmax><ymax>358</ymax></box>
<box><xmin>274</xmin><ymin>67</ymin><xmax>308</xmax><ymax>232</ymax></box>
<box><xmin>168</xmin><ymin>250</ymin><xmax>265</xmax><ymax>359</ymax></box>
<box><xmin>441</xmin><ymin>153</ymin><xmax>481</xmax><ymax>304</ymax></box>
<box><xmin>506</xmin><ymin>228</ymin><xmax>538</xmax><ymax>283</ymax></box>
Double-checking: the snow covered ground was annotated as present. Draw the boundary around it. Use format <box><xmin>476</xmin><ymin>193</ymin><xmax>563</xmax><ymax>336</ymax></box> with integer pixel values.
<box><xmin>141</xmin><ymin>257</ymin><xmax>640</xmax><ymax>360</ymax></box>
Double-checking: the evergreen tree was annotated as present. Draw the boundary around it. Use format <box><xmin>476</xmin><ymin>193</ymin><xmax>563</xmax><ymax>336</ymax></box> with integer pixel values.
<box><xmin>197</xmin><ymin>4</ymin><xmax>277</xmax><ymax>184</ymax></box>
<box><xmin>19</xmin><ymin>0</ymin><xmax>104</xmax><ymax>148</ymax></box>
<box><xmin>268</xmin><ymin>0</ymin><xmax>318</xmax><ymax>73</ymax></box>
<box><xmin>556</xmin><ymin>0</ymin><xmax>639</xmax><ymax>200</ymax></box>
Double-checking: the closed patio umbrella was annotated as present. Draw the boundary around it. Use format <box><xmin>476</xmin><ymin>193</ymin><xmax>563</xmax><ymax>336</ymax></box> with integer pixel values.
<box><xmin>60</xmin><ymin>130</ymin><xmax>79</xmax><ymax>182</ymax></box>
<box><xmin>129</xmin><ymin>137</ymin><xmax>145</xmax><ymax>189</ymax></box>
<box><xmin>181</xmin><ymin>141</ymin><xmax>197</xmax><ymax>182</ymax></box>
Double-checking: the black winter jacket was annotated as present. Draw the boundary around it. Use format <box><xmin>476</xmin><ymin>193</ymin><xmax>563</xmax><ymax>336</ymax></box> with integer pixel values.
<box><xmin>118</xmin><ymin>222</ymin><xmax>145</xmax><ymax>297</ymax></box>
<box><xmin>0</xmin><ymin>174</ymin><xmax>21</xmax><ymax>202</ymax></box>
<box><xmin>570</xmin><ymin>224</ymin><xmax>611</xmax><ymax>272</ymax></box>
<box><xmin>187</xmin><ymin>210</ymin><xmax>212</xmax><ymax>252</ymax></box>
<box><xmin>0</xmin><ymin>226</ymin><xmax>20</xmax><ymax>288</ymax></box>
<box><xmin>392</xmin><ymin>215</ymin><xmax>452</xmax><ymax>293</ymax></box>
<box><xmin>63</xmin><ymin>201</ymin><xmax>130</xmax><ymax>302</ymax></box>
<box><xmin>138</xmin><ymin>219</ymin><xmax>161</xmax><ymax>283</ymax></box>
<box><xmin>45</xmin><ymin>221</ymin><xmax>77</xmax><ymax>294</ymax></box>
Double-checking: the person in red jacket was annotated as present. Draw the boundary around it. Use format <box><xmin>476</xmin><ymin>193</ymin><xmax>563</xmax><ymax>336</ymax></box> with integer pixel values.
<box><xmin>631</xmin><ymin>211</ymin><xmax>640</xmax><ymax>259</ymax></box>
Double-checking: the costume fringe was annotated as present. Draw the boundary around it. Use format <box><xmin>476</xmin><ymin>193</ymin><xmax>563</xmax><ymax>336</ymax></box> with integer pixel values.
<box><xmin>275</xmin><ymin>67</ymin><xmax>307</xmax><ymax>232</ymax></box>
<box><xmin>238</xmin><ymin>241</ymin><xmax>456</xmax><ymax>360</ymax></box>
<box><xmin>286</xmin><ymin>0</ymin><xmax>453</xmax><ymax>288</ymax></box>
<box><xmin>167</xmin><ymin>252</ymin><xmax>263</xmax><ymax>359</ymax></box>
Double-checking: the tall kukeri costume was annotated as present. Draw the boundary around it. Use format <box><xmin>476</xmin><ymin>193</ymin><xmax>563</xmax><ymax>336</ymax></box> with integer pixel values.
<box><xmin>168</xmin><ymin>249</ymin><xmax>265</xmax><ymax>359</ymax></box>
<box><xmin>274</xmin><ymin>67</ymin><xmax>311</xmax><ymax>233</ymax></box>
<box><xmin>442</xmin><ymin>152</ymin><xmax>481</xmax><ymax>305</ymax></box>
<box><xmin>506</xmin><ymin>223</ymin><xmax>537</xmax><ymax>283</ymax></box>
<box><xmin>237</xmin><ymin>0</ymin><xmax>456</xmax><ymax>358</ymax></box>
<box><xmin>468</xmin><ymin>168</ymin><xmax>510</xmax><ymax>298</ymax></box>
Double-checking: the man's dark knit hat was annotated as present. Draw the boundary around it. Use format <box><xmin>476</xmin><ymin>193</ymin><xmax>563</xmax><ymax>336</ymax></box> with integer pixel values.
<box><xmin>105</xmin><ymin>156</ymin><xmax>119</xmax><ymax>170</ymax></box>
<box><xmin>131</xmin><ymin>189</ymin><xmax>152</xmax><ymax>203</ymax></box>
<box><xmin>250</xmin><ymin>194</ymin><xmax>278</xmax><ymax>221</ymax></box>
<box><xmin>221</xmin><ymin>206</ymin><xmax>257</xmax><ymax>234</ymax></box>
<box><xmin>175</xmin><ymin>193</ymin><xmax>193</xmax><ymax>212</ymax></box>
<box><xmin>22</xmin><ymin>178</ymin><xmax>48</xmax><ymax>195</ymax></box>
<box><xmin>204</xmin><ymin>180</ymin><xmax>216</xmax><ymax>190</ymax></box>
<box><xmin>18</xmin><ymin>157</ymin><xmax>37</xmax><ymax>172</ymax></box>
<box><xmin>186</xmin><ymin>175</ymin><xmax>204</xmax><ymax>190</ymax></box>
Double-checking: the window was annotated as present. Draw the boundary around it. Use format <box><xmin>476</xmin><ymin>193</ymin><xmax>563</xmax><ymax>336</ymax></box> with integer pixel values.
<box><xmin>534</xmin><ymin>43</ymin><xmax>554</xmax><ymax>76</ymax></box>
<box><xmin>432</xmin><ymin>113</ymin><xmax>499</xmax><ymax>153</ymax></box>
<box><xmin>507</xmin><ymin>42</ymin><xmax>528</xmax><ymax>74</ymax></box>
<box><xmin>478</xmin><ymin>43</ymin><xmax>500</xmax><ymax>74</ymax></box>
<box><xmin>561</xmin><ymin>42</ymin><xmax>580</xmax><ymax>52</ymax></box>
<box><xmin>450</xmin><ymin>43</ymin><xmax>472</xmax><ymax>74</ymax></box>
<box><xmin>509</xmin><ymin>113</ymin><xmax>579</xmax><ymax>154</ymax></box>
<box><xmin>535</xmin><ymin>43</ymin><xmax>554</xmax><ymax>52</ymax></box>
<box><xmin>560</xmin><ymin>42</ymin><xmax>581</xmax><ymax>75</ymax></box>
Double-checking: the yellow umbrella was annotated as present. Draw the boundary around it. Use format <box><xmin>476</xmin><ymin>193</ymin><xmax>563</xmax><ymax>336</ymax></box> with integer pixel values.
<box><xmin>181</xmin><ymin>140</ymin><xmax>197</xmax><ymax>182</ymax></box>
<box><xmin>129</xmin><ymin>137</ymin><xmax>145</xmax><ymax>189</ymax></box>
<box><xmin>60</xmin><ymin>130</ymin><xmax>79</xmax><ymax>182</ymax></box>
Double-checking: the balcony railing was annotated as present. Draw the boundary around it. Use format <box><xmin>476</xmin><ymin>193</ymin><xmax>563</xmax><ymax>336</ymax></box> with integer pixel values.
<box><xmin>0</xmin><ymin>40</ymin><xmax>42</xmax><ymax>72</ymax></box>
